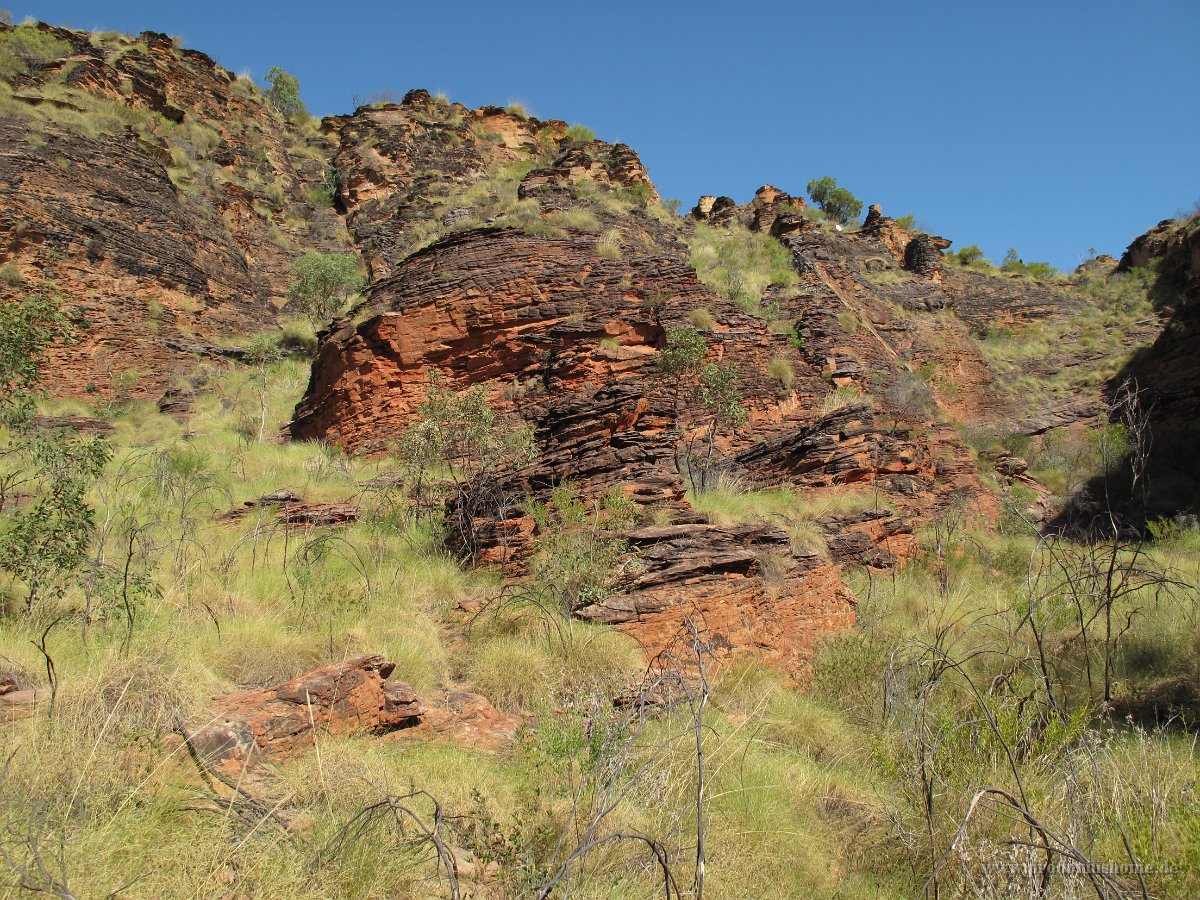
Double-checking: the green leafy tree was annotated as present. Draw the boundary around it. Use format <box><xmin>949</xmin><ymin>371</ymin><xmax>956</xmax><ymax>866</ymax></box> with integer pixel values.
<box><xmin>286</xmin><ymin>253</ymin><xmax>365</xmax><ymax>325</ymax></box>
<box><xmin>656</xmin><ymin>326</ymin><xmax>708</xmax><ymax>415</ymax></box>
<box><xmin>0</xmin><ymin>293</ymin><xmax>110</xmax><ymax>612</ymax></box>
<box><xmin>526</xmin><ymin>483</ymin><xmax>634</xmax><ymax>615</ymax></box>
<box><xmin>240</xmin><ymin>335</ymin><xmax>284</xmax><ymax>443</ymax></box>
<box><xmin>1001</xmin><ymin>248</ymin><xmax>1058</xmax><ymax>280</ymax></box>
<box><xmin>264</xmin><ymin>66</ymin><xmax>308</xmax><ymax>119</ymax></box>
<box><xmin>949</xmin><ymin>245</ymin><xmax>988</xmax><ymax>268</ymax></box>
<box><xmin>806</xmin><ymin>176</ymin><xmax>864</xmax><ymax>226</ymax></box>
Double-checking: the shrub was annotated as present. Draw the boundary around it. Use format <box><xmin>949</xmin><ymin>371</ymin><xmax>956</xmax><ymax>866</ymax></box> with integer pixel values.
<box><xmin>688</xmin><ymin>307</ymin><xmax>716</xmax><ymax>331</ymax></box>
<box><xmin>0</xmin><ymin>24</ymin><xmax>72</xmax><ymax>80</ymax></box>
<box><xmin>947</xmin><ymin>244</ymin><xmax>988</xmax><ymax>268</ymax></box>
<box><xmin>656</xmin><ymin>326</ymin><xmax>708</xmax><ymax>388</ymax></box>
<box><xmin>766</xmin><ymin>355</ymin><xmax>795</xmax><ymax>388</ymax></box>
<box><xmin>821</xmin><ymin>384</ymin><xmax>869</xmax><ymax>414</ymax></box>
<box><xmin>806</xmin><ymin>176</ymin><xmax>863</xmax><ymax>226</ymax></box>
<box><xmin>0</xmin><ymin>262</ymin><xmax>23</xmax><ymax>285</ymax></box>
<box><xmin>286</xmin><ymin>252</ymin><xmax>364</xmax><ymax>325</ymax></box>
<box><xmin>564</xmin><ymin>123</ymin><xmax>595</xmax><ymax>142</ymax></box>
<box><xmin>504</xmin><ymin>102</ymin><xmax>527</xmax><ymax>119</ymax></box>
<box><xmin>1000</xmin><ymin>248</ymin><xmax>1059</xmax><ymax>280</ymax></box>
<box><xmin>306</xmin><ymin>165</ymin><xmax>337</xmax><ymax>208</ymax></box>
<box><xmin>594</xmin><ymin>229</ymin><xmax>622</xmax><ymax>260</ymax></box>
<box><xmin>885</xmin><ymin>370</ymin><xmax>935</xmax><ymax>423</ymax></box>
<box><xmin>688</xmin><ymin>224</ymin><xmax>797</xmax><ymax>316</ymax></box>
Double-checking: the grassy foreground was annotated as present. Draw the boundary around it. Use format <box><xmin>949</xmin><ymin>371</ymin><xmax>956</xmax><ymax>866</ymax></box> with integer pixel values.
<box><xmin>1</xmin><ymin>349</ymin><xmax>1198</xmax><ymax>898</ymax></box>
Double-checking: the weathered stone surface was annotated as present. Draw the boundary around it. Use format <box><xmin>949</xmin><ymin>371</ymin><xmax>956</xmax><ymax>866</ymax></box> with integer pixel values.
<box><xmin>0</xmin><ymin>675</ymin><xmax>45</xmax><ymax>722</ymax></box>
<box><xmin>690</xmin><ymin>185</ymin><xmax>807</xmax><ymax>235</ymax></box>
<box><xmin>322</xmin><ymin>90</ymin><xmax>571</xmax><ymax>280</ymax></box>
<box><xmin>219</xmin><ymin>491</ymin><xmax>360</xmax><ymax>527</ymax></box>
<box><xmin>860</xmin><ymin>204</ymin><xmax>911</xmax><ymax>263</ymax></box>
<box><xmin>818</xmin><ymin>508</ymin><xmax>915</xmax><ymax>568</ymax></box>
<box><xmin>0</xmin><ymin>22</ymin><xmax>342</xmax><ymax>400</ymax></box>
<box><xmin>193</xmin><ymin>655</ymin><xmax>422</xmax><ymax>770</ymax></box>
<box><xmin>734</xmin><ymin>404</ymin><xmax>980</xmax><ymax>520</ymax></box>
<box><xmin>1110</xmin><ymin>216</ymin><xmax>1200</xmax><ymax>517</ymax></box>
<box><xmin>388</xmin><ymin>689</ymin><xmax>521</xmax><ymax>751</ymax></box>
<box><xmin>690</xmin><ymin>195</ymin><xmax>739</xmax><ymax>226</ymax></box>
<box><xmin>903</xmin><ymin>233</ymin><xmax>950</xmax><ymax>280</ymax></box>
<box><xmin>521</xmin><ymin>141</ymin><xmax>658</xmax><ymax>204</ymax></box>
<box><xmin>578</xmin><ymin>522</ymin><xmax>857</xmax><ymax>674</ymax></box>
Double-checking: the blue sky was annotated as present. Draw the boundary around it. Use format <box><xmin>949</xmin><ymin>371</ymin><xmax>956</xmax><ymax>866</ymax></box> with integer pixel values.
<box><xmin>14</xmin><ymin>1</ymin><xmax>1199</xmax><ymax>270</ymax></box>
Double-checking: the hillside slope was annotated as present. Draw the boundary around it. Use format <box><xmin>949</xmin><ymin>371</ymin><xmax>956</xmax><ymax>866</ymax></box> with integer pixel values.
<box><xmin>0</xmin><ymin>21</ymin><xmax>344</xmax><ymax>399</ymax></box>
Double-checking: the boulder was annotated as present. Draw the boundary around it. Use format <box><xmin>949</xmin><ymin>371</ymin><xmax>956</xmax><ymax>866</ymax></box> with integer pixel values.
<box><xmin>191</xmin><ymin>655</ymin><xmax>423</xmax><ymax>775</ymax></box>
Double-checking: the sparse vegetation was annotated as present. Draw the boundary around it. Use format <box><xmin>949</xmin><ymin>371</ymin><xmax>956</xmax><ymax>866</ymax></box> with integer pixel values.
<box><xmin>565</xmin><ymin>123</ymin><xmax>596</xmax><ymax>142</ymax></box>
<box><xmin>688</xmin><ymin>306</ymin><xmax>716</xmax><ymax>331</ymax></box>
<box><xmin>0</xmin><ymin>22</ymin><xmax>71</xmax><ymax>79</ymax></box>
<box><xmin>688</xmin><ymin>223</ymin><xmax>797</xmax><ymax>315</ymax></box>
<box><xmin>766</xmin><ymin>354</ymin><xmax>795</xmax><ymax>388</ymax></box>
<box><xmin>2</xmin><ymin>18</ymin><xmax>1198</xmax><ymax>900</ymax></box>
<box><xmin>945</xmin><ymin>243</ymin><xmax>990</xmax><ymax>269</ymax></box>
<box><xmin>1001</xmin><ymin>246</ymin><xmax>1060</xmax><ymax>280</ymax></box>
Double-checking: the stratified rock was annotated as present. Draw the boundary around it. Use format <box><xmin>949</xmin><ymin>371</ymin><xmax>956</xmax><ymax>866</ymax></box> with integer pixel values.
<box><xmin>747</xmin><ymin>184</ymin><xmax>808</xmax><ymax>234</ymax></box>
<box><xmin>218</xmin><ymin>491</ymin><xmax>360</xmax><ymax>527</ymax></box>
<box><xmin>859</xmin><ymin>204</ymin><xmax>911</xmax><ymax>263</ymax></box>
<box><xmin>388</xmin><ymin>689</ymin><xmax>522</xmax><ymax>751</ymax></box>
<box><xmin>690</xmin><ymin>195</ymin><xmax>739</xmax><ymax>226</ymax></box>
<box><xmin>191</xmin><ymin>655</ymin><xmax>422</xmax><ymax>773</ymax></box>
<box><xmin>577</xmin><ymin>522</ymin><xmax>857</xmax><ymax>674</ymax></box>
<box><xmin>521</xmin><ymin>141</ymin><xmax>659</xmax><ymax>203</ymax></box>
<box><xmin>903</xmin><ymin>233</ymin><xmax>951</xmax><ymax>280</ymax></box>
<box><xmin>817</xmin><ymin>509</ymin><xmax>915</xmax><ymax>568</ymax></box>
<box><xmin>0</xmin><ymin>22</ymin><xmax>341</xmax><ymax>400</ymax></box>
<box><xmin>1106</xmin><ymin>215</ymin><xmax>1200</xmax><ymax>518</ymax></box>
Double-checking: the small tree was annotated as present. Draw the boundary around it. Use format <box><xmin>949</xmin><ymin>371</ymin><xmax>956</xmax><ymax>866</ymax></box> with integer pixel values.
<box><xmin>656</xmin><ymin>326</ymin><xmax>707</xmax><ymax>416</ymax></box>
<box><xmin>948</xmin><ymin>245</ymin><xmax>988</xmax><ymax>268</ymax></box>
<box><xmin>399</xmin><ymin>371</ymin><xmax>535</xmax><ymax>560</ymax></box>
<box><xmin>264</xmin><ymin>66</ymin><xmax>308</xmax><ymax>119</ymax></box>
<box><xmin>0</xmin><ymin>293</ymin><xmax>110</xmax><ymax>612</ymax></box>
<box><xmin>806</xmin><ymin>176</ymin><xmax>864</xmax><ymax>226</ymax></box>
<box><xmin>681</xmin><ymin>362</ymin><xmax>748</xmax><ymax>493</ymax></box>
<box><xmin>286</xmin><ymin>253</ymin><xmax>364</xmax><ymax>325</ymax></box>
<box><xmin>241</xmin><ymin>335</ymin><xmax>283</xmax><ymax>444</ymax></box>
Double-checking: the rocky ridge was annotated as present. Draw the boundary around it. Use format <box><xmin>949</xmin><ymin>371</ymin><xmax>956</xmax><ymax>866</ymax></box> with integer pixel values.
<box><xmin>5</xmin><ymin>19</ymin><xmax>1190</xmax><ymax>679</ymax></box>
<box><xmin>0</xmin><ymin>22</ymin><xmax>344</xmax><ymax>399</ymax></box>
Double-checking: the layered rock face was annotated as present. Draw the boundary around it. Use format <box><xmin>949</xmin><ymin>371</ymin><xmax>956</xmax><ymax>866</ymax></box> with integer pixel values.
<box><xmin>289</xmin><ymin>123</ymin><xmax>1008</xmax><ymax>672</ymax></box>
<box><xmin>0</xmin><ymin>23</ymin><xmax>343</xmax><ymax>398</ymax></box>
<box><xmin>322</xmin><ymin>89</ymin><xmax>679</xmax><ymax>282</ymax></box>
<box><xmin>1113</xmin><ymin>216</ymin><xmax>1200</xmax><ymax>517</ymax></box>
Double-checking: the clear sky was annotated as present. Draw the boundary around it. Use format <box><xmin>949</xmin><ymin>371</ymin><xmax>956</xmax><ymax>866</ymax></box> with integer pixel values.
<box><xmin>12</xmin><ymin>0</ymin><xmax>1199</xmax><ymax>270</ymax></box>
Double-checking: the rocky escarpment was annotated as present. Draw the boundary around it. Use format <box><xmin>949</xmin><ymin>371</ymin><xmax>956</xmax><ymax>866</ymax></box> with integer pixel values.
<box><xmin>290</xmin><ymin>160</ymin><xmax>1005</xmax><ymax>673</ymax></box>
<box><xmin>1110</xmin><ymin>215</ymin><xmax>1200</xmax><ymax>518</ymax></box>
<box><xmin>288</xmin><ymin>223</ymin><xmax>866</xmax><ymax>670</ymax></box>
<box><xmin>0</xmin><ymin>22</ymin><xmax>344</xmax><ymax>399</ymax></box>
<box><xmin>322</xmin><ymin>89</ymin><xmax>674</xmax><ymax>281</ymax></box>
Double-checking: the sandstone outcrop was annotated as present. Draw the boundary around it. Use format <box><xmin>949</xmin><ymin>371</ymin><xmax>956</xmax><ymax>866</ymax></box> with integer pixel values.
<box><xmin>0</xmin><ymin>22</ymin><xmax>343</xmax><ymax>399</ymax></box>
<box><xmin>219</xmin><ymin>490</ymin><xmax>360</xmax><ymax>527</ymax></box>
<box><xmin>1109</xmin><ymin>215</ymin><xmax>1200</xmax><ymax>518</ymax></box>
<box><xmin>190</xmin><ymin>655</ymin><xmax>422</xmax><ymax>775</ymax></box>
<box><xmin>818</xmin><ymin>509</ymin><xmax>916</xmax><ymax>568</ymax></box>
<box><xmin>576</xmin><ymin>522</ymin><xmax>857</xmax><ymax>674</ymax></box>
